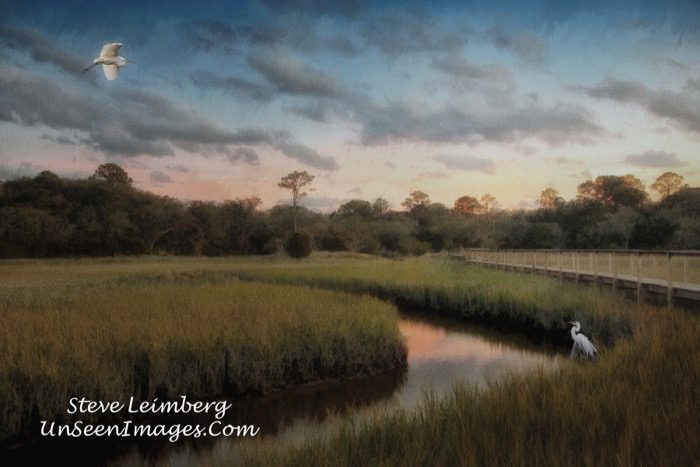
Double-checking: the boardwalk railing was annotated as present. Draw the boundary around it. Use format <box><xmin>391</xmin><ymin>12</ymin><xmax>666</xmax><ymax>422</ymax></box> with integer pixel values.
<box><xmin>453</xmin><ymin>249</ymin><xmax>700</xmax><ymax>307</ymax></box>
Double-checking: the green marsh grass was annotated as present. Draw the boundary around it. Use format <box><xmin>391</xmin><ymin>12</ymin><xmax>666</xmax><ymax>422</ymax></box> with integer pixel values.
<box><xmin>229</xmin><ymin>255</ymin><xmax>636</xmax><ymax>345</ymax></box>
<box><xmin>0</xmin><ymin>274</ymin><xmax>405</xmax><ymax>442</ymax></box>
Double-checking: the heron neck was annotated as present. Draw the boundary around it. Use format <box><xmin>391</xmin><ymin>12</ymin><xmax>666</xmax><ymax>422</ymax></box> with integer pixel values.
<box><xmin>570</xmin><ymin>327</ymin><xmax>578</xmax><ymax>339</ymax></box>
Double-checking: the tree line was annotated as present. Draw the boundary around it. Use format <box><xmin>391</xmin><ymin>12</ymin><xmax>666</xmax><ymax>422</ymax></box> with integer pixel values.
<box><xmin>0</xmin><ymin>164</ymin><xmax>697</xmax><ymax>258</ymax></box>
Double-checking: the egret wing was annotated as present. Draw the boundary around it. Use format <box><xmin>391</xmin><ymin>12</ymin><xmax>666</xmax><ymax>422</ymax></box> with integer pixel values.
<box><xmin>102</xmin><ymin>64</ymin><xmax>119</xmax><ymax>81</ymax></box>
<box><xmin>100</xmin><ymin>43</ymin><xmax>123</xmax><ymax>59</ymax></box>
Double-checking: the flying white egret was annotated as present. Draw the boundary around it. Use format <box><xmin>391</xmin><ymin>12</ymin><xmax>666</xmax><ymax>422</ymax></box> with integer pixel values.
<box><xmin>83</xmin><ymin>43</ymin><xmax>133</xmax><ymax>81</ymax></box>
<box><xmin>568</xmin><ymin>321</ymin><xmax>598</xmax><ymax>359</ymax></box>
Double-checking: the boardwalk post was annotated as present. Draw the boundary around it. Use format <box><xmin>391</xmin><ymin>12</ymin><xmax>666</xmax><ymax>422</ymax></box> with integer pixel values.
<box><xmin>630</xmin><ymin>254</ymin><xmax>634</xmax><ymax>276</ymax></box>
<box><xmin>613</xmin><ymin>253</ymin><xmax>618</xmax><ymax>290</ymax></box>
<box><xmin>636</xmin><ymin>253</ymin><xmax>643</xmax><ymax>304</ymax></box>
<box><xmin>608</xmin><ymin>253</ymin><xmax>612</xmax><ymax>274</ymax></box>
<box><xmin>558</xmin><ymin>251</ymin><xmax>562</xmax><ymax>283</ymax></box>
<box><xmin>667</xmin><ymin>253</ymin><xmax>673</xmax><ymax>309</ymax></box>
<box><xmin>684</xmin><ymin>257</ymin><xmax>688</xmax><ymax>283</ymax></box>
<box><xmin>575</xmin><ymin>254</ymin><xmax>580</xmax><ymax>282</ymax></box>
<box><xmin>593</xmin><ymin>251</ymin><xmax>598</xmax><ymax>287</ymax></box>
<box><xmin>544</xmin><ymin>251</ymin><xmax>548</xmax><ymax>275</ymax></box>
<box><xmin>653</xmin><ymin>255</ymin><xmax>657</xmax><ymax>279</ymax></box>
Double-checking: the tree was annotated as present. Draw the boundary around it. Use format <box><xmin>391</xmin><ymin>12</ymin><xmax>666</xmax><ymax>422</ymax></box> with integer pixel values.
<box><xmin>401</xmin><ymin>191</ymin><xmax>430</xmax><ymax>210</ymax></box>
<box><xmin>454</xmin><ymin>195</ymin><xmax>481</xmax><ymax>215</ymax></box>
<box><xmin>371</xmin><ymin>197</ymin><xmax>390</xmax><ymax>217</ymax></box>
<box><xmin>335</xmin><ymin>199</ymin><xmax>372</xmax><ymax>219</ymax></box>
<box><xmin>537</xmin><ymin>188</ymin><xmax>564</xmax><ymax>209</ymax></box>
<box><xmin>651</xmin><ymin>172</ymin><xmax>688</xmax><ymax>200</ymax></box>
<box><xmin>278</xmin><ymin>170</ymin><xmax>314</xmax><ymax>232</ymax></box>
<box><xmin>479</xmin><ymin>194</ymin><xmax>497</xmax><ymax>213</ymax></box>
<box><xmin>90</xmin><ymin>163</ymin><xmax>133</xmax><ymax>186</ymax></box>
<box><xmin>577</xmin><ymin>175</ymin><xmax>647</xmax><ymax>208</ymax></box>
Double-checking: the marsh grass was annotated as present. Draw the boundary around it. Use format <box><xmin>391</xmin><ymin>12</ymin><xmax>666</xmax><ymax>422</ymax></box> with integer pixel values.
<box><xmin>1</xmin><ymin>253</ymin><xmax>683</xmax><ymax>462</ymax></box>
<box><xmin>239</xmin><ymin>310</ymin><xmax>700</xmax><ymax>467</ymax></box>
<box><xmin>229</xmin><ymin>256</ymin><xmax>637</xmax><ymax>345</ymax></box>
<box><xmin>0</xmin><ymin>277</ymin><xmax>405</xmax><ymax>442</ymax></box>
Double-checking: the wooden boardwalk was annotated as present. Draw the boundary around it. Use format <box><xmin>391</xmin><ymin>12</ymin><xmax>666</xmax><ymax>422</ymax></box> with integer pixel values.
<box><xmin>453</xmin><ymin>250</ymin><xmax>700</xmax><ymax>307</ymax></box>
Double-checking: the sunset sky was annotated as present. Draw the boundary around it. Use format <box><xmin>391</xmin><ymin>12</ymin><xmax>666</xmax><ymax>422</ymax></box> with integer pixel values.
<box><xmin>1</xmin><ymin>0</ymin><xmax>698</xmax><ymax>211</ymax></box>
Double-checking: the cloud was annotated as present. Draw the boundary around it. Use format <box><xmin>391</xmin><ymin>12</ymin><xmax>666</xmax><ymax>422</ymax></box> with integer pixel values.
<box><xmin>226</xmin><ymin>147</ymin><xmax>260</xmax><ymax>164</ymax></box>
<box><xmin>432</xmin><ymin>55</ymin><xmax>514</xmax><ymax>89</ymax></box>
<box><xmin>40</xmin><ymin>134</ymin><xmax>78</xmax><ymax>146</ymax></box>
<box><xmin>623</xmin><ymin>150</ymin><xmax>687</xmax><ymax>168</ymax></box>
<box><xmin>488</xmin><ymin>27</ymin><xmax>549</xmax><ymax>64</ymax></box>
<box><xmin>189</xmin><ymin>70</ymin><xmax>275</xmax><ymax>102</ymax></box>
<box><xmin>259</xmin><ymin>0</ymin><xmax>366</xmax><ymax>18</ymax></box>
<box><xmin>178</xmin><ymin>20</ymin><xmax>238</xmax><ymax>53</ymax></box>
<box><xmin>432</xmin><ymin>155</ymin><xmax>496</xmax><ymax>174</ymax></box>
<box><xmin>166</xmin><ymin>164</ymin><xmax>190</xmax><ymax>173</ymax></box>
<box><xmin>273</xmin><ymin>141</ymin><xmax>339</xmax><ymax>170</ymax></box>
<box><xmin>286</xmin><ymin>102</ymin><xmax>331</xmax><ymax>122</ymax></box>
<box><xmin>415</xmin><ymin>170</ymin><xmax>449</xmax><ymax>180</ymax></box>
<box><xmin>580</xmin><ymin>77</ymin><xmax>700</xmax><ymax>133</ymax></box>
<box><xmin>354</xmin><ymin>99</ymin><xmax>603</xmax><ymax>146</ymax></box>
<box><xmin>0</xmin><ymin>25</ymin><xmax>97</xmax><ymax>85</ymax></box>
<box><xmin>298</xmin><ymin>196</ymin><xmax>344</xmax><ymax>212</ymax></box>
<box><xmin>0</xmin><ymin>67</ymin><xmax>338</xmax><ymax>170</ymax></box>
<box><xmin>150</xmin><ymin>170</ymin><xmax>172</xmax><ymax>184</ymax></box>
<box><xmin>180</xmin><ymin>19</ymin><xmax>360</xmax><ymax>56</ymax></box>
<box><xmin>363</xmin><ymin>10</ymin><xmax>468</xmax><ymax>57</ymax></box>
<box><xmin>248</xmin><ymin>52</ymin><xmax>345</xmax><ymax>99</ymax></box>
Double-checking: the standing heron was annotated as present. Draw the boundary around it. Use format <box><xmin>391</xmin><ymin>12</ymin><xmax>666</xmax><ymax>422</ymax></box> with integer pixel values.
<box><xmin>83</xmin><ymin>43</ymin><xmax>133</xmax><ymax>81</ymax></box>
<box><xmin>568</xmin><ymin>321</ymin><xmax>598</xmax><ymax>359</ymax></box>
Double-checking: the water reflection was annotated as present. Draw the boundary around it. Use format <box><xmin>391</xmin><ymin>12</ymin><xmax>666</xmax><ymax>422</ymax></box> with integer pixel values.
<box><xmin>112</xmin><ymin>312</ymin><xmax>561</xmax><ymax>466</ymax></box>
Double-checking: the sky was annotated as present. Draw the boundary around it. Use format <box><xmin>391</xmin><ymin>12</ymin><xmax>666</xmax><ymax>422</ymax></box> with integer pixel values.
<box><xmin>1</xmin><ymin>0</ymin><xmax>699</xmax><ymax>211</ymax></box>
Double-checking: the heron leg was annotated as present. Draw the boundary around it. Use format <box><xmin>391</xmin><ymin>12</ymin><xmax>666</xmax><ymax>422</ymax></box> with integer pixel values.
<box><xmin>570</xmin><ymin>343</ymin><xmax>577</xmax><ymax>359</ymax></box>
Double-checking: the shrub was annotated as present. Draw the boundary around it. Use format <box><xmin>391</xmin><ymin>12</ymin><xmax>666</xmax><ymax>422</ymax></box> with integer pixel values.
<box><xmin>285</xmin><ymin>232</ymin><xmax>313</xmax><ymax>258</ymax></box>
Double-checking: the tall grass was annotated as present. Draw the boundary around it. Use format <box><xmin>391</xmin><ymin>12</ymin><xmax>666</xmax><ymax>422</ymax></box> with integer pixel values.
<box><xmin>243</xmin><ymin>310</ymin><xmax>700</xmax><ymax>466</ymax></box>
<box><xmin>0</xmin><ymin>278</ymin><xmax>405</xmax><ymax>442</ymax></box>
<box><xmin>230</xmin><ymin>256</ymin><xmax>636</xmax><ymax>345</ymax></box>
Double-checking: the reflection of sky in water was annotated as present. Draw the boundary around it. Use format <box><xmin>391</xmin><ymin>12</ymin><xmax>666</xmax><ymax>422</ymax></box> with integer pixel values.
<box><xmin>114</xmin><ymin>314</ymin><xmax>561</xmax><ymax>466</ymax></box>
<box><xmin>394</xmin><ymin>317</ymin><xmax>558</xmax><ymax>409</ymax></box>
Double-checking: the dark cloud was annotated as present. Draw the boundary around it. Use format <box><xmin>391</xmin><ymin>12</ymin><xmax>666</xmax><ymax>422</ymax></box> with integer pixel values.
<box><xmin>363</xmin><ymin>10</ymin><xmax>468</xmax><ymax>57</ymax></box>
<box><xmin>166</xmin><ymin>164</ymin><xmax>190</xmax><ymax>173</ymax></box>
<box><xmin>248</xmin><ymin>52</ymin><xmax>345</xmax><ymax>99</ymax></box>
<box><xmin>580</xmin><ymin>77</ymin><xmax>700</xmax><ymax>133</ymax></box>
<box><xmin>433</xmin><ymin>155</ymin><xmax>496</xmax><ymax>174</ymax></box>
<box><xmin>259</xmin><ymin>0</ymin><xmax>366</xmax><ymax>18</ymax></box>
<box><xmin>431</xmin><ymin>54</ymin><xmax>516</xmax><ymax>97</ymax></box>
<box><xmin>178</xmin><ymin>20</ymin><xmax>238</xmax><ymax>53</ymax></box>
<box><xmin>179</xmin><ymin>19</ymin><xmax>360</xmax><ymax>57</ymax></box>
<box><xmin>149</xmin><ymin>170</ymin><xmax>172</xmax><ymax>184</ymax></box>
<box><xmin>623</xmin><ymin>150</ymin><xmax>687</xmax><ymax>168</ymax></box>
<box><xmin>0</xmin><ymin>25</ymin><xmax>97</xmax><ymax>84</ymax></box>
<box><xmin>0</xmin><ymin>67</ymin><xmax>338</xmax><ymax>170</ymax></box>
<box><xmin>488</xmin><ymin>27</ymin><xmax>549</xmax><ymax>64</ymax></box>
<box><xmin>685</xmin><ymin>78</ymin><xmax>700</xmax><ymax>93</ymax></box>
<box><xmin>189</xmin><ymin>70</ymin><xmax>275</xmax><ymax>102</ymax></box>
<box><xmin>273</xmin><ymin>140</ymin><xmax>339</xmax><ymax>171</ymax></box>
<box><xmin>353</xmin><ymin>99</ymin><xmax>603</xmax><ymax>146</ymax></box>
<box><xmin>286</xmin><ymin>102</ymin><xmax>331</xmax><ymax>122</ymax></box>
<box><xmin>328</xmin><ymin>36</ymin><xmax>362</xmax><ymax>56</ymax></box>
<box><xmin>226</xmin><ymin>147</ymin><xmax>260</xmax><ymax>164</ymax></box>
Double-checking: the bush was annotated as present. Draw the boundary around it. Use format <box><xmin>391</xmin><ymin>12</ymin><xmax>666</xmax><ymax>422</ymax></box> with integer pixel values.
<box><xmin>316</xmin><ymin>226</ymin><xmax>350</xmax><ymax>252</ymax></box>
<box><xmin>285</xmin><ymin>232</ymin><xmax>313</xmax><ymax>258</ymax></box>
